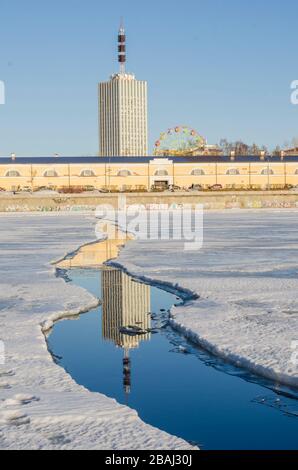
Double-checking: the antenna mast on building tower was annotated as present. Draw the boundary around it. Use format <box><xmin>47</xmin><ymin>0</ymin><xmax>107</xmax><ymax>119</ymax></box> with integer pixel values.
<box><xmin>118</xmin><ymin>18</ymin><xmax>126</xmax><ymax>74</ymax></box>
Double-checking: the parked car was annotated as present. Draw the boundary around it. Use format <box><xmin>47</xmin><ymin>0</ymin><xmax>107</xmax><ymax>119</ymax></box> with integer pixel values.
<box><xmin>151</xmin><ymin>184</ymin><xmax>167</xmax><ymax>192</ymax></box>
<box><xmin>134</xmin><ymin>185</ymin><xmax>148</xmax><ymax>192</ymax></box>
<box><xmin>119</xmin><ymin>185</ymin><xmax>133</xmax><ymax>193</ymax></box>
<box><xmin>0</xmin><ymin>187</ymin><xmax>6</xmax><ymax>192</ymax></box>
<box><xmin>34</xmin><ymin>186</ymin><xmax>54</xmax><ymax>192</ymax></box>
<box><xmin>33</xmin><ymin>188</ymin><xmax>59</xmax><ymax>195</ymax></box>
<box><xmin>168</xmin><ymin>184</ymin><xmax>181</xmax><ymax>192</ymax></box>
<box><xmin>58</xmin><ymin>186</ymin><xmax>85</xmax><ymax>194</ymax></box>
<box><xmin>83</xmin><ymin>185</ymin><xmax>96</xmax><ymax>192</ymax></box>
<box><xmin>189</xmin><ymin>184</ymin><xmax>203</xmax><ymax>191</ymax></box>
<box><xmin>21</xmin><ymin>186</ymin><xmax>32</xmax><ymax>193</ymax></box>
<box><xmin>209</xmin><ymin>184</ymin><xmax>223</xmax><ymax>191</ymax></box>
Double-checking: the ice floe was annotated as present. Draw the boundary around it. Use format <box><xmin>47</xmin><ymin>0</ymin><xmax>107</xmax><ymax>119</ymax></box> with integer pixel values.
<box><xmin>0</xmin><ymin>213</ymin><xmax>195</xmax><ymax>450</ymax></box>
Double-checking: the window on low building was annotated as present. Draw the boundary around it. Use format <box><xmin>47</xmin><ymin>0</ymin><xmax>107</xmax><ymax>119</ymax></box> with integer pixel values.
<box><xmin>43</xmin><ymin>169</ymin><xmax>58</xmax><ymax>177</ymax></box>
<box><xmin>154</xmin><ymin>169</ymin><xmax>168</xmax><ymax>176</ymax></box>
<box><xmin>80</xmin><ymin>169</ymin><xmax>96</xmax><ymax>177</ymax></box>
<box><xmin>261</xmin><ymin>168</ymin><xmax>274</xmax><ymax>175</ymax></box>
<box><xmin>226</xmin><ymin>168</ymin><xmax>240</xmax><ymax>175</ymax></box>
<box><xmin>117</xmin><ymin>169</ymin><xmax>132</xmax><ymax>177</ymax></box>
<box><xmin>191</xmin><ymin>168</ymin><xmax>205</xmax><ymax>176</ymax></box>
<box><xmin>5</xmin><ymin>170</ymin><xmax>21</xmax><ymax>177</ymax></box>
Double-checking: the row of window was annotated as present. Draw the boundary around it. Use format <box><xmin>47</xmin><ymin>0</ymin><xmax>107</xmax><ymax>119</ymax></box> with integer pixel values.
<box><xmin>3</xmin><ymin>169</ymin><xmax>130</xmax><ymax>178</ymax></box>
<box><xmin>190</xmin><ymin>168</ymin><xmax>276</xmax><ymax>176</ymax></box>
<box><xmin>2</xmin><ymin>168</ymin><xmax>297</xmax><ymax>178</ymax></box>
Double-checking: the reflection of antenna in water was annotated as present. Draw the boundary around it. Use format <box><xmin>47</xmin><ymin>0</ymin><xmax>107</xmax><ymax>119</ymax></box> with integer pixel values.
<box><xmin>123</xmin><ymin>349</ymin><xmax>131</xmax><ymax>397</ymax></box>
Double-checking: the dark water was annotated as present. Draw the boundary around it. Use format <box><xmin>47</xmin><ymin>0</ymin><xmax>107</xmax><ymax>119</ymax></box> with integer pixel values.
<box><xmin>48</xmin><ymin>267</ymin><xmax>298</xmax><ymax>450</ymax></box>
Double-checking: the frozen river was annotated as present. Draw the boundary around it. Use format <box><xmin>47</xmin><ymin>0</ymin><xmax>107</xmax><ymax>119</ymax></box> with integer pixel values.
<box><xmin>48</xmin><ymin>266</ymin><xmax>298</xmax><ymax>450</ymax></box>
<box><xmin>0</xmin><ymin>210</ymin><xmax>298</xmax><ymax>449</ymax></box>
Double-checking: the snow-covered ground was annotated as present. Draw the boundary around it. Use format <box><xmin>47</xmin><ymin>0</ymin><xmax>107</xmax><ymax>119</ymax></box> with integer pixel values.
<box><xmin>1</xmin><ymin>210</ymin><xmax>297</xmax><ymax>450</ymax></box>
<box><xmin>0</xmin><ymin>213</ymin><xmax>195</xmax><ymax>450</ymax></box>
<box><xmin>113</xmin><ymin>210</ymin><xmax>298</xmax><ymax>390</ymax></box>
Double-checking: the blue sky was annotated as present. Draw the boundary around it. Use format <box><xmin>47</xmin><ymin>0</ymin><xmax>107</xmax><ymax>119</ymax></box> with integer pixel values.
<box><xmin>0</xmin><ymin>0</ymin><xmax>297</xmax><ymax>156</ymax></box>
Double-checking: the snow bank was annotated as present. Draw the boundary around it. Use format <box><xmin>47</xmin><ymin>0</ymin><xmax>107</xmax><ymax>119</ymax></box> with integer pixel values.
<box><xmin>112</xmin><ymin>210</ymin><xmax>298</xmax><ymax>390</ymax></box>
<box><xmin>0</xmin><ymin>213</ymin><xmax>195</xmax><ymax>450</ymax></box>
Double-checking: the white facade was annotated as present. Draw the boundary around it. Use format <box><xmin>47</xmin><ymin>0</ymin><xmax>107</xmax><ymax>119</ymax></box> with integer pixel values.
<box><xmin>99</xmin><ymin>73</ymin><xmax>148</xmax><ymax>156</ymax></box>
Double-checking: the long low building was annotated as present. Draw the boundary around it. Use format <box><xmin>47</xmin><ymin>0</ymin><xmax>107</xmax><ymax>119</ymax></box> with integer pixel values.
<box><xmin>1</xmin><ymin>155</ymin><xmax>298</xmax><ymax>191</ymax></box>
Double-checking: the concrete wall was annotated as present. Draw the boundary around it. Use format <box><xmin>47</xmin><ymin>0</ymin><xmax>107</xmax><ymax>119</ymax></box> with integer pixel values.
<box><xmin>1</xmin><ymin>191</ymin><xmax>298</xmax><ymax>212</ymax></box>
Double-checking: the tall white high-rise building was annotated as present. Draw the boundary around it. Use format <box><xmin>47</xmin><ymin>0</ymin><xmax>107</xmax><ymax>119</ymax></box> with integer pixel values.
<box><xmin>98</xmin><ymin>23</ymin><xmax>148</xmax><ymax>156</ymax></box>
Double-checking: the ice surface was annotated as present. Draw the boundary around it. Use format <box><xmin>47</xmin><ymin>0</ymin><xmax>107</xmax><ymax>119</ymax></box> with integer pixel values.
<box><xmin>0</xmin><ymin>213</ymin><xmax>195</xmax><ymax>450</ymax></box>
<box><xmin>2</xmin><ymin>209</ymin><xmax>297</xmax><ymax>450</ymax></box>
<box><xmin>113</xmin><ymin>210</ymin><xmax>298</xmax><ymax>390</ymax></box>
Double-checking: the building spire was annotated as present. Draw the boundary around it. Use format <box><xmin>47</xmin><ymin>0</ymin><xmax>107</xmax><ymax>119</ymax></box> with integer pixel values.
<box><xmin>118</xmin><ymin>18</ymin><xmax>126</xmax><ymax>74</ymax></box>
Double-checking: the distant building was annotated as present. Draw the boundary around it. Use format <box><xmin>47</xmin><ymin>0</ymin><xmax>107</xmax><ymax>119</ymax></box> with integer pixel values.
<box><xmin>98</xmin><ymin>23</ymin><xmax>148</xmax><ymax>157</ymax></box>
<box><xmin>2</xmin><ymin>155</ymin><xmax>298</xmax><ymax>191</ymax></box>
<box><xmin>282</xmin><ymin>147</ymin><xmax>298</xmax><ymax>156</ymax></box>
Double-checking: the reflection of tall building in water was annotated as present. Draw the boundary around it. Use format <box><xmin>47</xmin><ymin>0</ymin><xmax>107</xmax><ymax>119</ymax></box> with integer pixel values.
<box><xmin>102</xmin><ymin>268</ymin><xmax>151</xmax><ymax>395</ymax></box>
<box><xmin>57</xmin><ymin>238</ymin><xmax>126</xmax><ymax>269</ymax></box>
<box><xmin>102</xmin><ymin>268</ymin><xmax>151</xmax><ymax>348</ymax></box>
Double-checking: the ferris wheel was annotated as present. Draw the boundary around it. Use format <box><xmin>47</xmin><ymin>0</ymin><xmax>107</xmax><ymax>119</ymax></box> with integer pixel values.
<box><xmin>154</xmin><ymin>126</ymin><xmax>207</xmax><ymax>156</ymax></box>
